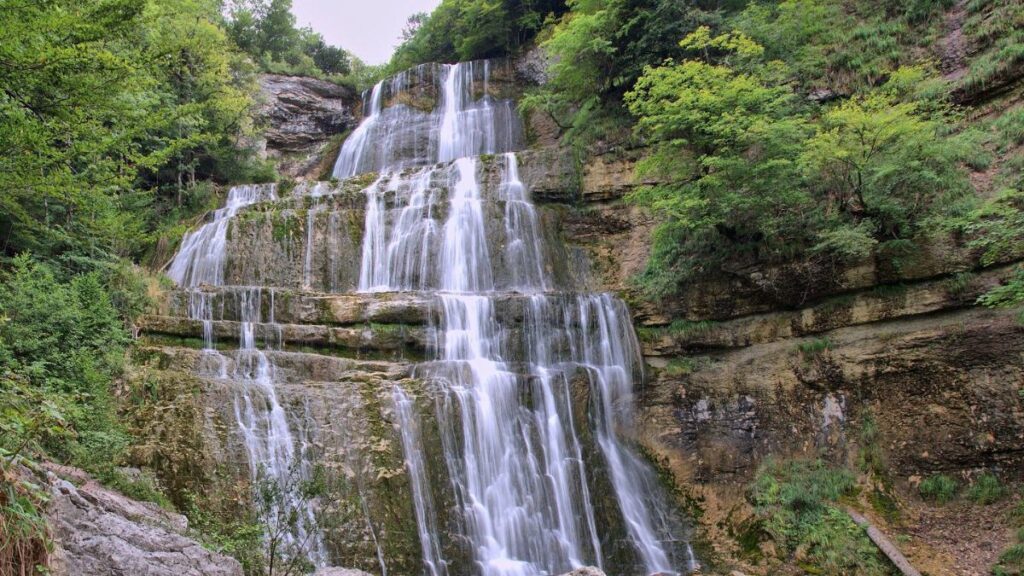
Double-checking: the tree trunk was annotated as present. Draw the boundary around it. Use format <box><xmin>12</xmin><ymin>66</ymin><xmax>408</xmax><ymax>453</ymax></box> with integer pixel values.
<box><xmin>846</xmin><ymin>508</ymin><xmax>922</xmax><ymax>576</ymax></box>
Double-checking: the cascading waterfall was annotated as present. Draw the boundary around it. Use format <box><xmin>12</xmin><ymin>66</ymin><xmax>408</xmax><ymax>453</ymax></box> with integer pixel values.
<box><xmin>168</xmin><ymin>184</ymin><xmax>276</xmax><ymax>289</ymax></box>
<box><xmin>164</xmin><ymin>56</ymin><xmax>691</xmax><ymax>575</ymax></box>
<box><xmin>333</xmin><ymin>61</ymin><xmax>521</xmax><ymax>179</ymax></box>
<box><xmin>500</xmin><ymin>153</ymin><xmax>549</xmax><ymax>291</ymax></box>
<box><xmin>393</xmin><ymin>387</ymin><xmax>448</xmax><ymax>576</ymax></box>
<box><xmin>166</xmin><ymin>185</ymin><xmax>327</xmax><ymax>567</ymax></box>
<box><xmin>352</xmin><ymin>60</ymin><xmax>691</xmax><ymax>575</ymax></box>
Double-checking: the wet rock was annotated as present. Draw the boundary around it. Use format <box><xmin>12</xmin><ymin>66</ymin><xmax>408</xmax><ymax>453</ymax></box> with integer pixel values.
<box><xmin>45</xmin><ymin>468</ymin><xmax>242</xmax><ymax>576</ymax></box>
<box><xmin>558</xmin><ymin>568</ymin><xmax>607</xmax><ymax>576</ymax></box>
<box><xmin>313</xmin><ymin>568</ymin><xmax>375</xmax><ymax>576</ymax></box>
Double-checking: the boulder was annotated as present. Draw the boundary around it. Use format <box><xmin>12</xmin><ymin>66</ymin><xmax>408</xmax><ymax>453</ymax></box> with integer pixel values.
<box><xmin>45</xmin><ymin>468</ymin><xmax>242</xmax><ymax>576</ymax></box>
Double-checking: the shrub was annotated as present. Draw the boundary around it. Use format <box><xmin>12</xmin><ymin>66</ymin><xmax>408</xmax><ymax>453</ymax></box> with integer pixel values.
<box><xmin>999</xmin><ymin>543</ymin><xmax>1024</xmax><ymax>568</ymax></box>
<box><xmin>0</xmin><ymin>464</ymin><xmax>50</xmax><ymax>575</ymax></box>
<box><xmin>0</xmin><ymin>255</ymin><xmax>130</xmax><ymax>467</ymax></box>
<box><xmin>919</xmin><ymin>474</ymin><xmax>958</xmax><ymax>504</ymax></box>
<box><xmin>857</xmin><ymin>413</ymin><xmax>886</xmax><ymax>475</ymax></box>
<box><xmin>1011</xmin><ymin>498</ymin><xmax>1024</xmax><ymax>526</ymax></box>
<box><xmin>967</xmin><ymin>473</ymin><xmax>1007</xmax><ymax>505</ymax></box>
<box><xmin>750</xmin><ymin>460</ymin><xmax>891</xmax><ymax>575</ymax></box>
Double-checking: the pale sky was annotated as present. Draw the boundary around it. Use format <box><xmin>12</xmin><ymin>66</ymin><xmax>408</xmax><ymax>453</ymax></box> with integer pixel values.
<box><xmin>292</xmin><ymin>0</ymin><xmax>443</xmax><ymax>65</ymax></box>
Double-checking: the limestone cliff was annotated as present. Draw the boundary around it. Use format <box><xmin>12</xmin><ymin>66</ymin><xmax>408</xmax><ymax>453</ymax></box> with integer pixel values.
<box><xmin>256</xmin><ymin>75</ymin><xmax>358</xmax><ymax>180</ymax></box>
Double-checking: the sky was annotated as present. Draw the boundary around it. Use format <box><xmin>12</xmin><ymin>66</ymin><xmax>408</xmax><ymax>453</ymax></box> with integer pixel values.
<box><xmin>291</xmin><ymin>0</ymin><xmax>443</xmax><ymax>65</ymax></box>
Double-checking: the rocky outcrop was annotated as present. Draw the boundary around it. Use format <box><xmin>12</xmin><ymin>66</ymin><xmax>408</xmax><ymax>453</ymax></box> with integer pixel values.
<box><xmin>44</xmin><ymin>467</ymin><xmax>242</xmax><ymax>576</ymax></box>
<box><xmin>257</xmin><ymin>74</ymin><xmax>357</xmax><ymax>179</ymax></box>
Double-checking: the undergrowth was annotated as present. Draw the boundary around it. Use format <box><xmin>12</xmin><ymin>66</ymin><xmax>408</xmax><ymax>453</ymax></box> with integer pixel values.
<box><xmin>0</xmin><ymin>461</ymin><xmax>50</xmax><ymax>576</ymax></box>
<box><xmin>750</xmin><ymin>459</ymin><xmax>896</xmax><ymax>575</ymax></box>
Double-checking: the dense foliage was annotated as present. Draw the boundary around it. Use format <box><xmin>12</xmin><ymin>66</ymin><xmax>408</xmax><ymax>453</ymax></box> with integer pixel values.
<box><xmin>0</xmin><ymin>0</ymin><xmax>273</xmax><ymax>561</ymax></box>
<box><xmin>0</xmin><ymin>256</ymin><xmax>133</xmax><ymax>466</ymax></box>
<box><xmin>389</xmin><ymin>0</ymin><xmax>569</xmax><ymax>71</ymax></box>
<box><xmin>513</xmin><ymin>0</ymin><xmax>1024</xmax><ymax>298</ymax></box>
<box><xmin>2</xmin><ymin>0</ymin><xmax>1023</xmax><ymax>573</ymax></box>
<box><xmin>623</xmin><ymin>29</ymin><xmax>970</xmax><ymax>293</ymax></box>
<box><xmin>0</xmin><ymin>0</ymin><xmax>279</xmax><ymax>268</ymax></box>
<box><xmin>751</xmin><ymin>460</ymin><xmax>895</xmax><ymax>575</ymax></box>
<box><xmin>226</xmin><ymin>0</ymin><xmax>355</xmax><ymax>78</ymax></box>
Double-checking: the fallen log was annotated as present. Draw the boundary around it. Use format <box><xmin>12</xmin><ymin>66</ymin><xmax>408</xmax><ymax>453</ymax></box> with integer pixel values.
<box><xmin>846</xmin><ymin>508</ymin><xmax>922</xmax><ymax>576</ymax></box>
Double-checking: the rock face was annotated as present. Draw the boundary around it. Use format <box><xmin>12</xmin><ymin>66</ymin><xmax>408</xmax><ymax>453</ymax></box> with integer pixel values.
<box><xmin>554</xmin><ymin>145</ymin><xmax>1024</xmax><ymax>572</ymax></box>
<box><xmin>45</xmin><ymin>469</ymin><xmax>242</xmax><ymax>576</ymax></box>
<box><xmin>557</xmin><ymin>568</ymin><xmax>607</xmax><ymax>576</ymax></box>
<box><xmin>257</xmin><ymin>74</ymin><xmax>357</xmax><ymax>179</ymax></box>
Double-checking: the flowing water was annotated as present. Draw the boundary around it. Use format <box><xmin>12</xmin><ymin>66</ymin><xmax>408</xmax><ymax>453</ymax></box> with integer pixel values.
<box><xmin>167</xmin><ymin>185</ymin><xmax>327</xmax><ymax>566</ymax></box>
<box><xmin>346</xmin><ymin>60</ymin><xmax>692</xmax><ymax>575</ymax></box>
<box><xmin>167</xmin><ymin>57</ymin><xmax>692</xmax><ymax>575</ymax></box>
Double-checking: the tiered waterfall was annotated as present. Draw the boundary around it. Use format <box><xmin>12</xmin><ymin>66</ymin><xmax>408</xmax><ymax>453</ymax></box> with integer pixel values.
<box><xmin>161</xmin><ymin>59</ymin><xmax>694</xmax><ymax>576</ymax></box>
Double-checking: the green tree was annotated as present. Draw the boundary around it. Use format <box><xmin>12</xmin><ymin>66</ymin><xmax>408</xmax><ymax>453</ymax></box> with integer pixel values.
<box><xmin>800</xmin><ymin>93</ymin><xmax>970</xmax><ymax>247</ymax></box>
<box><xmin>624</xmin><ymin>28</ymin><xmax>815</xmax><ymax>292</ymax></box>
<box><xmin>0</xmin><ymin>256</ymin><xmax>130</xmax><ymax>465</ymax></box>
<box><xmin>389</xmin><ymin>0</ymin><xmax>568</xmax><ymax>70</ymax></box>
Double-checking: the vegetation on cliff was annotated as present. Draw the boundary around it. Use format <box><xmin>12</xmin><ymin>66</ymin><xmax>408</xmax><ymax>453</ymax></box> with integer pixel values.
<box><xmin>516</xmin><ymin>0</ymin><xmax>1024</xmax><ymax>305</ymax></box>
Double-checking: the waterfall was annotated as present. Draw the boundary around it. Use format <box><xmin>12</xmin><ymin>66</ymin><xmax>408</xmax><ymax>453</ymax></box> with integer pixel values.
<box><xmin>333</xmin><ymin>61</ymin><xmax>522</xmax><ymax>179</ymax></box>
<box><xmin>393</xmin><ymin>387</ymin><xmax>448</xmax><ymax>576</ymax></box>
<box><xmin>166</xmin><ymin>184</ymin><xmax>327</xmax><ymax>568</ymax></box>
<box><xmin>164</xmin><ymin>55</ymin><xmax>689</xmax><ymax>576</ymax></box>
<box><xmin>168</xmin><ymin>184</ymin><xmax>276</xmax><ymax>289</ymax></box>
<box><xmin>346</xmin><ymin>60</ymin><xmax>689</xmax><ymax>575</ymax></box>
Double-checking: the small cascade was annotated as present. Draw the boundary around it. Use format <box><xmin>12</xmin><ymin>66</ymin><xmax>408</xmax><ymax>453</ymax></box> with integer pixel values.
<box><xmin>168</xmin><ymin>184</ymin><xmax>277</xmax><ymax>288</ymax></box>
<box><xmin>231</xmin><ymin>288</ymin><xmax>327</xmax><ymax>567</ymax></box>
<box><xmin>500</xmin><ymin>153</ymin><xmax>549</xmax><ymax>292</ymax></box>
<box><xmin>303</xmin><ymin>187</ymin><xmax>327</xmax><ymax>290</ymax></box>
<box><xmin>333</xmin><ymin>61</ymin><xmax>522</xmax><ymax>179</ymax></box>
<box><xmin>393</xmin><ymin>387</ymin><xmax>448</xmax><ymax>576</ymax></box>
<box><xmin>165</xmin><ymin>184</ymin><xmax>327</xmax><ymax>568</ymax></box>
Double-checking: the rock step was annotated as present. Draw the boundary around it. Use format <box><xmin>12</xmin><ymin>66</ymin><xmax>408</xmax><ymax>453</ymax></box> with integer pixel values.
<box><xmin>160</xmin><ymin>288</ymin><xmax>612</xmax><ymax>327</ymax></box>
<box><xmin>135</xmin><ymin>345</ymin><xmax>414</xmax><ymax>383</ymax></box>
<box><xmin>140</xmin><ymin>315</ymin><xmax>430</xmax><ymax>356</ymax></box>
<box><xmin>641</xmin><ymin>261</ymin><xmax>1022</xmax><ymax>355</ymax></box>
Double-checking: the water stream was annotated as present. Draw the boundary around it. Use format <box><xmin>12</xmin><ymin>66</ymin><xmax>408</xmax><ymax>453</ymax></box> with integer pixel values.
<box><xmin>166</xmin><ymin>57</ymin><xmax>692</xmax><ymax>575</ymax></box>
<box><xmin>348</xmin><ymin>60</ymin><xmax>690</xmax><ymax>575</ymax></box>
<box><xmin>167</xmin><ymin>186</ymin><xmax>327</xmax><ymax>567</ymax></box>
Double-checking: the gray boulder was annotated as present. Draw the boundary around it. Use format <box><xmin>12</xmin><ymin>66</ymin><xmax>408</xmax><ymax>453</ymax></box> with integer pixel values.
<box><xmin>45</xmin><ymin>469</ymin><xmax>242</xmax><ymax>576</ymax></box>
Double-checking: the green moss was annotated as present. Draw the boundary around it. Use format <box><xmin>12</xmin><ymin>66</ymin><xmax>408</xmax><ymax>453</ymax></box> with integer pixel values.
<box><xmin>637</xmin><ymin>319</ymin><xmax>717</xmax><ymax>343</ymax></box>
<box><xmin>734</xmin><ymin>517</ymin><xmax>766</xmax><ymax>562</ymax></box>
<box><xmin>797</xmin><ymin>337</ymin><xmax>833</xmax><ymax>357</ymax></box>
<box><xmin>318</xmin><ymin>129</ymin><xmax>353</xmax><ymax>181</ymax></box>
<box><xmin>271</xmin><ymin>211</ymin><xmax>301</xmax><ymax>243</ymax></box>
<box><xmin>868</xmin><ymin>488</ymin><xmax>900</xmax><ymax>524</ymax></box>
